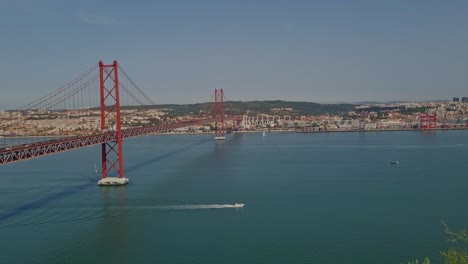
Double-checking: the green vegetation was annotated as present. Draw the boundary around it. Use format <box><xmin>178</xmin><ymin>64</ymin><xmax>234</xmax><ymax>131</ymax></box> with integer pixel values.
<box><xmin>400</xmin><ymin>107</ymin><xmax>429</xmax><ymax>115</ymax></box>
<box><xmin>124</xmin><ymin>103</ymin><xmax>208</xmax><ymax>117</ymax></box>
<box><xmin>119</xmin><ymin>101</ymin><xmax>433</xmax><ymax>119</ymax></box>
<box><xmin>440</xmin><ymin>222</ymin><xmax>468</xmax><ymax>264</ymax></box>
<box><xmin>357</xmin><ymin>106</ymin><xmax>428</xmax><ymax>115</ymax></box>
<box><xmin>225</xmin><ymin>100</ymin><xmax>356</xmax><ymax>116</ymax></box>
<box><xmin>409</xmin><ymin>223</ymin><xmax>468</xmax><ymax>264</ymax></box>
<box><xmin>129</xmin><ymin>100</ymin><xmax>357</xmax><ymax>117</ymax></box>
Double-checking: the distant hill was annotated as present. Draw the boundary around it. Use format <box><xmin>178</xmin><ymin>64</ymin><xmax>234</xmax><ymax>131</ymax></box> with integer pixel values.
<box><xmin>353</xmin><ymin>99</ymin><xmax>450</xmax><ymax>105</ymax></box>
<box><xmin>351</xmin><ymin>101</ymin><xmax>383</xmax><ymax>105</ymax></box>
<box><xmin>353</xmin><ymin>100</ymin><xmax>410</xmax><ymax>105</ymax></box>
<box><xmin>225</xmin><ymin>100</ymin><xmax>355</xmax><ymax>116</ymax></box>
<box><xmin>130</xmin><ymin>100</ymin><xmax>356</xmax><ymax>117</ymax></box>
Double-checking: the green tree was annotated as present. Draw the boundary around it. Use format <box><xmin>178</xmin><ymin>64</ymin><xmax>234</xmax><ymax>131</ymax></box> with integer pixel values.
<box><xmin>440</xmin><ymin>222</ymin><xmax>468</xmax><ymax>264</ymax></box>
<box><xmin>408</xmin><ymin>222</ymin><xmax>468</xmax><ymax>264</ymax></box>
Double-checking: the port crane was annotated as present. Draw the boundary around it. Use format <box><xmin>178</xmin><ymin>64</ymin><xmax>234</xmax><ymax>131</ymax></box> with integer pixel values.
<box><xmin>419</xmin><ymin>105</ymin><xmax>438</xmax><ymax>129</ymax></box>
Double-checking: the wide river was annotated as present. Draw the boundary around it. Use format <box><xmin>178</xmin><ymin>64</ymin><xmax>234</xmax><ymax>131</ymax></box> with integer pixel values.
<box><xmin>1</xmin><ymin>131</ymin><xmax>468</xmax><ymax>263</ymax></box>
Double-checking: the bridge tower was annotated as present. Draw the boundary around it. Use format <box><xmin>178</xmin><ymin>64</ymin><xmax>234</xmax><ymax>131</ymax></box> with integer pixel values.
<box><xmin>213</xmin><ymin>88</ymin><xmax>226</xmax><ymax>140</ymax></box>
<box><xmin>98</xmin><ymin>60</ymin><xmax>128</xmax><ymax>186</ymax></box>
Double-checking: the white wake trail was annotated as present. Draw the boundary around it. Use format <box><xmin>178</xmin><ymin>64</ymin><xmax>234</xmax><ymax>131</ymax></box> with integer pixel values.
<box><xmin>156</xmin><ymin>204</ymin><xmax>242</xmax><ymax>210</ymax></box>
<box><xmin>25</xmin><ymin>204</ymin><xmax>245</xmax><ymax>212</ymax></box>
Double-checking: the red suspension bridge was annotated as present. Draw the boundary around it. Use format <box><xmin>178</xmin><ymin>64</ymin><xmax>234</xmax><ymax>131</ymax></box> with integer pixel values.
<box><xmin>0</xmin><ymin>60</ymin><xmax>241</xmax><ymax>185</ymax></box>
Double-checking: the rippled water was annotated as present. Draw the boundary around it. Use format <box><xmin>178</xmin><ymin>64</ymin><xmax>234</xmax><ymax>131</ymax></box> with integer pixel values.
<box><xmin>1</xmin><ymin>131</ymin><xmax>468</xmax><ymax>263</ymax></box>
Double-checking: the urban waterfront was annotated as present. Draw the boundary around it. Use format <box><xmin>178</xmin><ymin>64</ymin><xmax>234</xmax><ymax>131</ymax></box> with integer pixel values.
<box><xmin>1</xmin><ymin>131</ymin><xmax>468</xmax><ymax>263</ymax></box>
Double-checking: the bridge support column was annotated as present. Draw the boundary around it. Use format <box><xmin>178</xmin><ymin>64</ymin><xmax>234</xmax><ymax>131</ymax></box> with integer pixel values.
<box><xmin>98</xmin><ymin>60</ymin><xmax>128</xmax><ymax>186</ymax></box>
<box><xmin>213</xmin><ymin>88</ymin><xmax>226</xmax><ymax>140</ymax></box>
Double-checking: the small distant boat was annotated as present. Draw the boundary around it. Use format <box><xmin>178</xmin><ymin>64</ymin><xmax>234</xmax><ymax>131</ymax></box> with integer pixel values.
<box><xmin>232</xmin><ymin>203</ymin><xmax>244</xmax><ymax>208</ymax></box>
<box><xmin>214</xmin><ymin>136</ymin><xmax>226</xmax><ymax>140</ymax></box>
<box><xmin>94</xmin><ymin>163</ymin><xmax>98</xmax><ymax>173</ymax></box>
<box><xmin>389</xmin><ymin>161</ymin><xmax>399</xmax><ymax>165</ymax></box>
<box><xmin>262</xmin><ymin>129</ymin><xmax>267</xmax><ymax>136</ymax></box>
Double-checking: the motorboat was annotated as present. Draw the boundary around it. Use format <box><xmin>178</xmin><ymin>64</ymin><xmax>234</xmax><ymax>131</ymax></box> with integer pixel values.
<box><xmin>232</xmin><ymin>203</ymin><xmax>244</xmax><ymax>208</ymax></box>
<box><xmin>389</xmin><ymin>161</ymin><xmax>399</xmax><ymax>165</ymax></box>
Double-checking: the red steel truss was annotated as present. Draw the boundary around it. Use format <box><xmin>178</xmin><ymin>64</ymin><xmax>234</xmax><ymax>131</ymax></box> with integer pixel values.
<box><xmin>99</xmin><ymin>60</ymin><xmax>124</xmax><ymax>179</ymax></box>
<box><xmin>213</xmin><ymin>88</ymin><xmax>225</xmax><ymax>138</ymax></box>
<box><xmin>0</xmin><ymin>116</ymin><xmax>241</xmax><ymax>165</ymax></box>
<box><xmin>0</xmin><ymin>64</ymin><xmax>237</xmax><ymax>167</ymax></box>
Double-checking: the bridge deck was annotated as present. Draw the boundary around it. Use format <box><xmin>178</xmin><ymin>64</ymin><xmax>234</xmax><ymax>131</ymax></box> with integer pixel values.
<box><xmin>0</xmin><ymin>117</ymin><xmax>239</xmax><ymax>165</ymax></box>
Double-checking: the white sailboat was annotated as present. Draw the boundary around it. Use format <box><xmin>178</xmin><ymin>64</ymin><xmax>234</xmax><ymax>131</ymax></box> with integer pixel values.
<box><xmin>262</xmin><ymin>129</ymin><xmax>267</xmax><ymax>136</ymax></box>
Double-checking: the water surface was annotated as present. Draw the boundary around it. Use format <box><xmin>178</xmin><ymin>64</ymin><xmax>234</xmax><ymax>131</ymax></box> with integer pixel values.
<box><xmin>1</xmin><ymin>131</ymin><xmax>467</xmax><ymax>263</ymax></box>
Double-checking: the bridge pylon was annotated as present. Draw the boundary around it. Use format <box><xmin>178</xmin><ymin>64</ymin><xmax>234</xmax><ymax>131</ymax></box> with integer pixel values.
<box><xmin>98</xmin><ymin>60</ymin><xmax>128</xmax><ymax>186</ymax></box>
<box><xmin>213</xmin><ymin>88</ymin><xmax>226</xmax><ymax>140</ymax></box>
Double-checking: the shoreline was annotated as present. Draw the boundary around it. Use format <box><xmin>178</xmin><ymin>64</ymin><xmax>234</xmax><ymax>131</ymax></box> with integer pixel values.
<box><xmin>2</xmin><ymin>127</ymin><xmax>467</xmax><ymax>138</ymax></box>
<box><xmin>149</xmin><ymin>127</ymin><xmax>468</xmax><ymax>136</ymax></box>
<box><xmin>296</xmin><ymin>127</ymin><xmax>468</xmax><ymax>134</ymax></box>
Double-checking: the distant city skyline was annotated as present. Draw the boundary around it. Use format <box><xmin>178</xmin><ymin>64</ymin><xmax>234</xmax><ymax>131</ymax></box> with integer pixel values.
<box><xmin>0</xmin><ymin>0</ymin><xmax>467</xmax><ymax>110</ymax></box>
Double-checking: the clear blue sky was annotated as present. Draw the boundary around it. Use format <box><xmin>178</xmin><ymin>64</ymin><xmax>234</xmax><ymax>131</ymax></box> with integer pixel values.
<box><xmin>0</xmin><ymin>0</ymin><xmax>467</xmax><ymax>109</ymax></box>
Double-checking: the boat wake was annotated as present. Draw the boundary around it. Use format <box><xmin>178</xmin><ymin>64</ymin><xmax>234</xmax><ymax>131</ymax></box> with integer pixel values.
<box><xmin>0</xmin><ymin>203</ymin><xmax>245</xmax><ymax>230</ymax></box>
<box><xmin>2</xmin><ymin>204</ymin><xmax>244</xmax><ymax>213</ymax></box>
<box><xmin>83</xmin><ymin>204</ymin><xmax>245</xmax><ymax>210</ymax></box>
<box><xmin>157</xmin><ymin>203</ymin><xmax>244</xmax><ymax>210</ymax></box>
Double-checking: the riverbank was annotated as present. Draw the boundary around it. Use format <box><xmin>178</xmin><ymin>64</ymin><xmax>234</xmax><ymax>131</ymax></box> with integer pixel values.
<box><xmin>297</xmin><ymin>127</ymin><xmax>468</xmax><ymax>134</ymax></box>
<box><xmin>152</xmin><ymin>129</ymin><xmax>295</xmax><ymax>136</ymax></box>
<box><xmin>152</xmin><ymin>127</ymin><xmax>468</xmax><ymax>136</ymax></box>
<box><xmin>2</xmin><ymin>127</ymin><xmax>467</xmax><ymax>139</ymax></box>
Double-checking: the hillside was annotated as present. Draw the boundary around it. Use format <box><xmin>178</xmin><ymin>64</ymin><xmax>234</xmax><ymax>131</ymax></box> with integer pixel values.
<box><xmin>129</xmin><ymin>100</ymin><xmax>357</xmax><ymax>117</ymax></box>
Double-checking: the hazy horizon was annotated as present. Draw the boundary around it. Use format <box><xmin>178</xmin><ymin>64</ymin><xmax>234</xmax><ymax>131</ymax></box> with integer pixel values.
<box><xmin>0</xmin><ymin>97</ymin><xmax>457</xmax><ymax>112</ymax></box>
<box><xmin>1</xmin><ymin>1</ymin><xmax>467</xmax><ymax>109</ymax></box>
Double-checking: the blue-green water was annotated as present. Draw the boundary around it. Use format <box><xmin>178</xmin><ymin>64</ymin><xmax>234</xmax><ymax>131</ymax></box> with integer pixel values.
<box><xmin>1</xmin><ymin>131</ymin><xmax>468</xmax><ymax>263</ymax></box>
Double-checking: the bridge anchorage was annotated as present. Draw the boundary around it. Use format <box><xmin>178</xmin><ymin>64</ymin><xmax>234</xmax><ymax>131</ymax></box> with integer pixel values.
<box><xmin>0</xmin><ymin>60</ymin><xmax>238</xmax><ymax>186</ymax></box>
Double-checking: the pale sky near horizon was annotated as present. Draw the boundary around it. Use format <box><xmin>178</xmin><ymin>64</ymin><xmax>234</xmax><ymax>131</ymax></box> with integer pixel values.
<box><xmin>0</xmin><ymin>0</ymin><xmax>467</xmax><ymax>109</ymax></box>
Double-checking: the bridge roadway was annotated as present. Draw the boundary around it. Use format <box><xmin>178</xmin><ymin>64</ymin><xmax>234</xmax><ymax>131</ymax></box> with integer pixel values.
<box><xmin>0</xmin><ymin>116</ymin><xmax>241</xmax><ymax>165</ymax></box>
